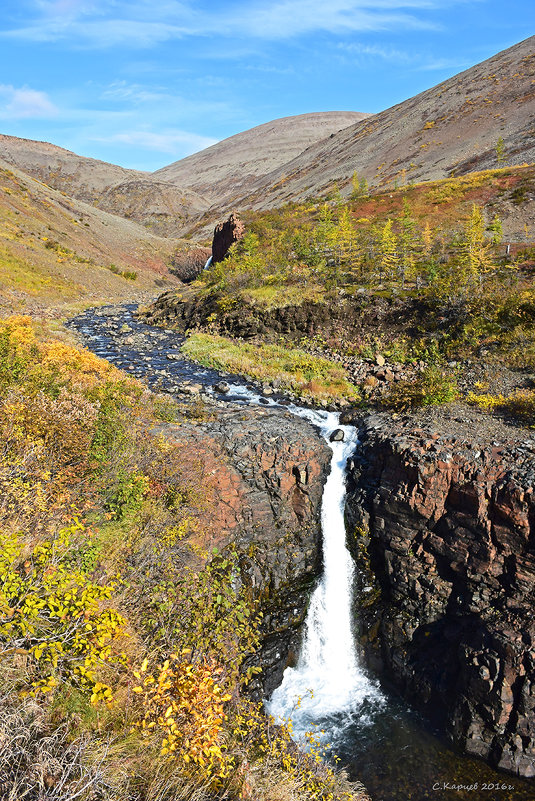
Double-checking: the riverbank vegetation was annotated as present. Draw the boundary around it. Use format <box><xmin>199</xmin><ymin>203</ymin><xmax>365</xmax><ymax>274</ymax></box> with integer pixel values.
<box><xmin>170</xmin><ymin>165</ymin><xmax>535</xmax><ymax>418</ymax></box>
<box><xmin>182</xmin><ymin>333</ymin><xmax>360</xmax><ymax>404</ymax></box>
<box><xmin>0</xmin><ymin>316</ymin><xmax>365</xmax><ymax>801</ymax></box>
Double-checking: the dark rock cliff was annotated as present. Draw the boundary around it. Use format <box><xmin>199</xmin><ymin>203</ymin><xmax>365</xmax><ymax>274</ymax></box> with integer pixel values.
<box><xmin>141</xmin><ymin>289</ymin><xmax>415</xmax><ymax>342</ymax></box>
<box><xmin>158</xmin><ymin>405</ymin><xmax>331</xmax><ymax>695</ymax></box>
<box><xmin>212</xmin><ymin>212</ymin><xmax>245</xmax><ymax>264</ymax></box>
<box><xmin>346</xmin><ymin>411</ymin><xmax>535</xmax><ymax>778</ymax></box>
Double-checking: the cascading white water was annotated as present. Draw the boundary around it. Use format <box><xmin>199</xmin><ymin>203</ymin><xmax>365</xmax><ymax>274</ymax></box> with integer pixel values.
<box><xmin>265</xmin><ymin>406</ymin><xmax>383</xmax><ymax>738</ymax></box>
<box><xmin>203</xmin><ymin>255</ymin><xmax>213</xmax><ymax>270</ymax></box>
<box><xmin>214</xmin><ymin>383</ymin><xmax>383</xmax><ymax>738</ymax></box>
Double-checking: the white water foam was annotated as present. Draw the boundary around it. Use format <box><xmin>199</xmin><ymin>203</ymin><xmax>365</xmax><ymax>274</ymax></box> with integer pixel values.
<box><xmin>266</xmin><ymin>405</ymin><xmax>384</xmax><ymax>738</ymax></box>
<box><xmin>217</xmin><ymin>384</ymin><xmax>384</xmax><ymax>739</ymax></box>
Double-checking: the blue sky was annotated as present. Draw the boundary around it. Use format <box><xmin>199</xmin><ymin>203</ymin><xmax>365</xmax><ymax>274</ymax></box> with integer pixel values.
<box><xmin>0</xmin><ymin>1</ymin><xmax>533</xmax><ymax>171</ymax></box>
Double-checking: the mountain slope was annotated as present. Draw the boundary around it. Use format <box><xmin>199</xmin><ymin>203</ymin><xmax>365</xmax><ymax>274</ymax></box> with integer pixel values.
<box><xmin>0</xmin><ymin>158</ymin><xmax>188</xmax><ymax>312</ymax></box>
<box><xmin>209</xmin><ymin>36</ymin><xmax>535</xmax><ymax>213</ymax></box>
<box><xmin>0</xmin><ymin>134</ymin><xmax>207</xmax><ymax>236</ymax></box>
<box><xmin>153</xmin><ymin>111</ymin><xmax>369</xmax><ymax>205</ymax></box>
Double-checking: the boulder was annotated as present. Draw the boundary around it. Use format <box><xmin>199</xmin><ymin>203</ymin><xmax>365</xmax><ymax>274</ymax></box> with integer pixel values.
<box><xmin>329</xmin><ymin>428</ymin><xmax>345</xmax><ymax>442</ymax></box>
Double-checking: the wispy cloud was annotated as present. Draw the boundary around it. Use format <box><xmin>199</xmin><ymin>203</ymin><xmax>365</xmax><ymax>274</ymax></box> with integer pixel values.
<box><xmin>415</xmin><ymin>57</ymin><xmax>470</xmax><ymax>71</ymax></box>
<box><xmin>337</xmin><ymin>40</ymin><xmax>470</xmax><ymax>73</ymax></box>
<box><xmin>0</xmin><ymin>84</ymin><xmax>58</xmax><ymax>118</ymax></box>
<box><xmin>100</xmin><ymin>81</ymin><xmax>170</xmax><ymax>104</ymax></box>
<box><xmin>233</xmin><ymin>0</ymin><xmax>438</xmax><ymax>39</ymax></box>
<box><xmin>337</xmin><ymin>41</ymin><xmax>413</xmax><ymax>61</ymax></box>
<box><xmin>97</xmin><ymin>80</ymin><xmax>238</xmax><ymax>121</ymax></box>
<box><xmin>94</xmin><ymin>129</ymin><xmax>218</xmax><ymax>155</ymax></box>
<box><xmin>3</xmin><ymin>0</ymin><xmax>444</xmax><ymax>47</ymax></box>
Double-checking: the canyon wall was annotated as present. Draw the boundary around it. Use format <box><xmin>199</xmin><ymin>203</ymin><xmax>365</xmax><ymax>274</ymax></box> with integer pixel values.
<box><xmin>346</xmin><ymin>410</ymin><xmax>535</xmax><ymax>778</ymax></box>
<box><xmin>158</xmin><ymin>405</ymin><xmax>331</xmax><ymax>695</ymax></box>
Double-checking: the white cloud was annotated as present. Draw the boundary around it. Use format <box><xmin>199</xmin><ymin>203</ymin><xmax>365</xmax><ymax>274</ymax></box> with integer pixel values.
<box><xmin>234</xmin><ymin>0</ymin><xmax>438</xmax><ymax>39</ymax></box>
<box><xmin>337</xmin><ymin>41</ymin><xmax>413</xmax><ymax>61</ymax></box>
<box><xmin>3</xmin><ymin>0</ymin><xmax>445</xmax><ymax>47</ymax></box>
<box><xmin>0</xmin><ymin>84</ymin><xmax>58</xmax><ymax>118</ymax></box>
<box><xmin>96</xmin><ymin>129</ymin><xmax>218</xmax><ymax>155</ymax></box>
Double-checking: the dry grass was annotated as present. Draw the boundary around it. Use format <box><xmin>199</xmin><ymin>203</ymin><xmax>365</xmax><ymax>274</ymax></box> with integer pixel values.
<box><xmin>0</xmin><ymin>694</ymin><xmax>116</xmax><ymax>801</ymax></box>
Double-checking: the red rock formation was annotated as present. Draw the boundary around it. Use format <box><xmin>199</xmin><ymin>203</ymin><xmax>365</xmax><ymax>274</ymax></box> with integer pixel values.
<box><xmin>153</xmin><ymin>405</ymin><xmax>330</xmax><ymax>695</ymax></box>
<box><xmin>347</xmin><ymin>412</ymin><xmax>535</xmax><ymax>778</ymax></box>
<box><xmin>212</xmin><ymin>212</ymin><xmax>245</xmax><ymax>263</ymax></box>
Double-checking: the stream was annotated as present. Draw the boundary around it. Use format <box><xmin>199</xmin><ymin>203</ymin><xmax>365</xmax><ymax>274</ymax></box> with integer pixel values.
<box><xmin>68</xmin><ymin>304</ymin><xmax>535</xmax><ymax>801</ymax></box>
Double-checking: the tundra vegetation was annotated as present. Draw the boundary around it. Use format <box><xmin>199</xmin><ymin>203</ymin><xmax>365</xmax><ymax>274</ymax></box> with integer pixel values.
<box><xmin>183</xmin><ymin>166</ymin><xmax>535</xmax><ymax>420</ymax></box>
<box><xmin>0</xmin><ymin>316</ymin><xmax>363</xmax><ymax>801</ymax></box>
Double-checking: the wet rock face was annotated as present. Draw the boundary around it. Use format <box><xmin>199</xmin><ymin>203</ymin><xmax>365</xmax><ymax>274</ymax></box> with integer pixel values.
<box><xmin>212</xmin><ymin>212</ymin><xmax>245</xmax><ymax>264</ymax></box>
<box><xmin>347</xmin><ymin>413</ymin><xmax>535</xmax><ymax>778</ymax></box>
<box><xmin>161</xmin><ymin>405</ymin><xmax>331</xmax><ymax>696</ymax></box>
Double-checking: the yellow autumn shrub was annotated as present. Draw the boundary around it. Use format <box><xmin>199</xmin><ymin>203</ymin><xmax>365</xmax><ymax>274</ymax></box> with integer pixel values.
<box><xmin>0</xmin><ymin>519</ymin><xmax>127</xmax><ymax>703</ymax></box>
<box><xmin>133</xmin><ymin>652</ymin><xmax>233</xmax><ymax>783</ymax></box>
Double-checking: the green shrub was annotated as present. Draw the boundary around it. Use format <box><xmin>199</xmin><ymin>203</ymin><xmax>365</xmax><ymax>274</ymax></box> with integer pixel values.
<box><xmin>382</xmin><ymin>365</ymin><xmax>458</xmax><ymax>410</ymax></box>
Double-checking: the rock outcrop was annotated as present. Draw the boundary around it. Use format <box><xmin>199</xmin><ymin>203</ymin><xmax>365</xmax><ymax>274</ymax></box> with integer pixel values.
<box><xmin>158</xmin><ymin>405</ymin><xmax>331</xmax><ymax>695</ymax></box>
<box><xmin>346</xmin><ymin>410</ymin><xmax>535</xmax><ymax>778</ymax></box>
<box><xmin>212</xmin><ymin>212</ymin><xmax>245</xmax><ymax>263</ymax></box>
<box><xmin>169</xmin><ymin>245</ymin><xmax>211</xmax><ymax>283</ymax></box>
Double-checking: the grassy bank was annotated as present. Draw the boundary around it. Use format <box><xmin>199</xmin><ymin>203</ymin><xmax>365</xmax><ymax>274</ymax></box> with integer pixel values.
<box><xmin>182</xmin><ymin>332</ymin><xmax>360</xmax><ymax>405</ymax></box>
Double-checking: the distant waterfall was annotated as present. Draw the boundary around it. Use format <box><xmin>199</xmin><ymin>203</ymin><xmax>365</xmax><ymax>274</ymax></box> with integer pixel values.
<box><xmin>267</xmin><ymin>408</ymin><xmax>383</xmax><ymax>738</ymax></box>
<box><xmin>203</xmin><ymin>255</ymin><xmax>213</xmax><ymax>270</ymax></box>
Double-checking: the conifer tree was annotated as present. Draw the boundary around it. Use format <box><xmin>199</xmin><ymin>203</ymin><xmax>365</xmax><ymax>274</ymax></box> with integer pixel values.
<box><xmin>457</xmin><ymin>204</ymin><xmax>493</xmax><ymax>291</ymax></box>
<box><xmin>420</xmin><ymin>221</ymin><xmax>437</xmax><ymax>287</ymax></box>
<box><xmin>351</xmin><ymin>171</ymin><xmax>360</xmax><ymax>200</ymax></box>
<box><xmin>350</xmin><ymin>171</ymin><xmax>369</xmax><ymax>200</ymax></box>
<box><xmin>488</xmin><ymin>214</ymin><xmax>503</xmax><ymax>246</ymax></box>
<box><xmin>336</xmin><ymin>206</ymin><xmax>361</xmax><ymax>279</ymax></box>
<box><xmin>398</xmin><ymin>199</ymin><xmax>417</xmax><ymax>288</ymax></box>
<box><xmin>378</xmin><ymin>219</ymin><xmax>397</xmax><ymax>284</ymax></box>
<box><xmin>496</xmin><ymin>136</ymin><xmax>506</xmax><ymax>166</ymax></box>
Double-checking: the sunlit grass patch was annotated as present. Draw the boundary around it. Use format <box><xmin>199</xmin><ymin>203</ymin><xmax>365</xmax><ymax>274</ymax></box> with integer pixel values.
<box><xmin>239</xmin><ymin>283</ymin><xmax>324</xmax><ymax>309</ymax></box>
<box><xmin>182</xmin><ymin>332</ymin><xmax>360</xmax><ymax>404</ymax></box>
<box><xmin>468</xmin><ymin>388</ymin><xmax>535</xmax><ymax>427</ymax></box>
<box><xmin>0</xmin><ymin>245</ymin><xmax>80</xmax><ymax>298</ymax></box>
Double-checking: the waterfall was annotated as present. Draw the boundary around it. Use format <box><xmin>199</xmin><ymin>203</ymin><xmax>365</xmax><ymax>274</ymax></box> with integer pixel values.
<box><xmin>266</xmin><ymin>407</ymin><xmax>383</xmax><ymax>738</ymax></box>
<box><xmin>203</xmin><ymin>255</ymin><xmax>213</xmax><ymax>270</ymax></box>
<box><xmin>203</xmin><ymin>381</ymin><xmax>383</xmax><ymax>739</ymax></box>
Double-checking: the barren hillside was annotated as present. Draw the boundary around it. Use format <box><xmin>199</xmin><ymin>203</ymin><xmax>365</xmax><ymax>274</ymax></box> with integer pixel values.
<box><xmin>154</xmin><ymin>111</ymin><xmax>369</xmax><ymax>205</ymax></box>
<box><xmin>207</xmin><ymin>36</ymin><xmax>535</xmax><ymax>214</ymax></box>
<box><xmin>0</xmin><ymin>134</ymin><xmax>207</xmax><ymax>236</ymax></box>
<box><xmin>0</xmin><ymin>158</ymin><xmax>189</xmax><ymax>313</ymax></box>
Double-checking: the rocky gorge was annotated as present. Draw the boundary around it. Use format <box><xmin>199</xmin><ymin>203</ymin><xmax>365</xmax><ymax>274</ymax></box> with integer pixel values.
<box><xmin>161</xmin><ymin>405</ymin><xmax>332</xmax><ymax>696</ymax></box>
<box><xmin>68</xmin><ymin>302</ymin><xmax>535</xmax><ymax>790</ymax></box>
<box><xmin>68</xmin><ymin>305</ymin><xmax>331</xmax><ymax>698</ymax></box>
<box><xmin>346</xmin><ymin>408</ymin><xmax>535</xmax><ymax>779</ymax></box>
